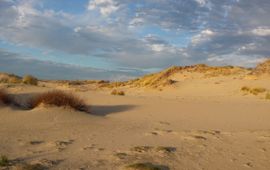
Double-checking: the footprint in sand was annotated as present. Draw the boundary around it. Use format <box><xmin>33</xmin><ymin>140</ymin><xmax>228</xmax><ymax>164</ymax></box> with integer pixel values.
<box><xmin>257</xmin><ymin>135</ymin><xmax>270</xmax><ymax>142</ymax></box>
<box><xmin>29</xmin><ymin>140</ymin><xmax>45</xmax><ymax>145</ymax></box>
<box><xmin>159</xmin><ymin>121</ymin><xmax>171</xmax><ymax>125</ymax></box>
<box><xmin>82</xmin><ymin>144</ymin><xmax>105</xmax><ymax>152</ymax></box>
<box><xmin>54</xmin><ymin>139</ymin><xmax>74</xmax><ymax>151</ymax></box>
<box><xmin>146</xmin><ymin>128</ymin><xmax>177</xmax><ymax>136</ymax></box>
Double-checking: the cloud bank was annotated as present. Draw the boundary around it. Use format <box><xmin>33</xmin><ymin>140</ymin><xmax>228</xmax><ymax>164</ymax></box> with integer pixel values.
<box><xmin>0</xmin><ymin>0</ymin><xmax>269</xmax><ymax>79</ymax></box>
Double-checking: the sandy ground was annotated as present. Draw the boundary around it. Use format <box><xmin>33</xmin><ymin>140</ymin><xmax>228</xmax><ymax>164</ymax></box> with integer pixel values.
<box><xmin>0</xmin><ymin>75</ymin><xmax>270</xmax><ymax>170</ymax></box>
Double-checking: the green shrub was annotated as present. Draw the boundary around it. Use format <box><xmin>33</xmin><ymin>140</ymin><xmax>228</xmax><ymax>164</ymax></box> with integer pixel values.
<box><xmin>22</xmin><ymin>75</ymin><xmax>38</xmax><ymax>85</ymax></box>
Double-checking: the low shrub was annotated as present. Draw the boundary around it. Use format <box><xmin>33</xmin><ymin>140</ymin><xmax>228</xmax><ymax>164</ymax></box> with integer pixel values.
<box><xmin>28</xmin><ymin>90</ymin><xmax>89</xmax><ymax>112</ymax></box>
<box><xmin>0</xmin><ymin>89</ymin><xmax>11</xmax><ymax>105</ymax></box>
<box><xmin>250</xmin><ymin>87</ymin><xmax>266</xmax><ymax>95</ymax></box>
<box><xmin>241</xmin><ymin>86</ymin><xmax>250</xmax><ymax>92</ymax></box>
<box><xmin>22</xmin><ymin>75</ymin><xmax>38</xmax><ymax>85</ymax></box>
<box><xmin>241</xmin><ymin>86</ymin><xmax>267</xmax><ymax>95</ymax></box>
<box><xmin>0</xmin><ymin>155</ymin><xmax>9</xmax><ymax>167</ymax></box>
<box><xmin>111</xmin><ymin>89</ymin><xmax>125</xmax><ymax>96</ymax></box>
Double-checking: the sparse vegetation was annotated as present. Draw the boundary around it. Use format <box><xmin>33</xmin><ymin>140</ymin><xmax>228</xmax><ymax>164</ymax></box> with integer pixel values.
<box><xmin>155</xmin><ymin>146</ymin><xmax>176</xmax><ymax>153</ymax></box>
<box><xmin>131</xmin><ymin>146</ymin><xmax>153</xmax><ymax>153</ymax></box>
<box><xmin>0</xmin><ymin>155</ymin><xmax>9</xmax><ymax>167</ymax></box>
<box><xmin>125</xmin><ymin>162</ymin><xmax>166</xmax><ymax>170</ymax></box>
<box><xmin>249</xmin><ymin>87</ymin><xmax>266</xmax><ymax>95</ymax></box>
<box><xmin>111</xmin><ymin>89</ymin><xmax>125</xmax><ymax>96</ymax></box>
<box><xmin>22</xmin><ymin>75</ymin><xmax>38</xmax><ymax>85</ymax></box>
<box><xmin>0</xmin><ymin>73</ymin><xmax>21</xmax><ymax>84</ymax></box>
<box><xmin>241</xmin><ymin>86</ymin><xmax>267</xmax><ymax>95</ymax></box>
<box><xmin>266</xmin><ymin>93</ymin><xmax>270</xmax><ymax>100</ymax></box>
<box><xmin>0</xmin><ymin>89</ymin><xmax>11</xmax><ymax>105</ymax></box>
<box><xmin>241</xmin><ymin>86</ymin><xmax>250</xmax><ymax>92</ymax></box>
<box><xmin>28</xmin><ymin>90</ymin><xmax>89</xmax><ymax>112</ymax></box>
<box><xmin>16</xmin><ymin>163</ymin><xmax>45</xmax><ymax>170</ymax></box>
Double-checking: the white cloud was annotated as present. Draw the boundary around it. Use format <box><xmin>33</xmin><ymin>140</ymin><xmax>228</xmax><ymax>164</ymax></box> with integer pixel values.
<box><xmin>88</xmin><ymin>0</ymin><xmax>119</xmax><ymax>16</ymax></box>
<box><xmin>191</xmin><ymin>29</ymin><xmax>215</xmax><ymax>45</ymax></box>
<box><xmin>251</xmin><ymin>27</ymin><xmax>270</xmax><ymax>36</ymax></box>
<box><xmin>195</xmin><ymin>0</ymin><xmax>207</xmax><ymax>7</ymax></box>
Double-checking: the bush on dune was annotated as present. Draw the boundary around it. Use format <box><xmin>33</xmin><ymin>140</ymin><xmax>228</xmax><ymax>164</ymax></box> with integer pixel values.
<box><xmin>0</xmin><ymin>89</ymin><xmax>11</xmax><ymax>105</ymax></box>
<box><xmin>22</xmin><ymin>75</ymin><xmax>38</xmax><ymax>85</ymax></box>
<box><xmin>111</xmin><ymin>89</ymin><xmax>125</xmax><ymax>96</ymax></box>
<box><xmin>28</xmin><ymin>90</ymin><xmax>89</xmax><ymax>112</ymax></box>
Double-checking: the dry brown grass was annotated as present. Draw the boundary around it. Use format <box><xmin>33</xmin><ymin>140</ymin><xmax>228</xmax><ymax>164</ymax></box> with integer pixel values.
<box><xmin>28</xmin><ymin>90</ymin><xmax>89</xmax><ymax>112</ymax></box>
<box><xmin>241</xmin><ymin>86</ymin><xmax>267</xmax><ymax>95</ymax></box>
<box><xmin>0</xmin><ymin>89</ymin><xmax>11</xmax><ymax>105</ymax></box>
<box><xmin>266</xmin><ymin>93</ymin><xmax>270</xmax><ymax>100</ymax></box>
<box><xmin>22</xmin><ymin>75</ymin><xmax>38</xmax><ymax>85</ymax></box>
<box><xmin>111</xmin><ymin>89</ymin><xmax>125</xmax><ymax>96</ymax></box>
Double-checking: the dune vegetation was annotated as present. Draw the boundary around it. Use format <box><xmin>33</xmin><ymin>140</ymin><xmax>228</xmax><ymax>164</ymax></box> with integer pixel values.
<box><xmin>28</xmin><ymin>90</ymin><xmax>89</xmax><ymax>112</ymax></box>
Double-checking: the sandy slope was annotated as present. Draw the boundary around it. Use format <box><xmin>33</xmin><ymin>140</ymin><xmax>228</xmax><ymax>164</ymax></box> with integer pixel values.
<box><xmin>0</xmin><ymin>74</ymin><xmax>270</xmax><ymax>170</ymax></box>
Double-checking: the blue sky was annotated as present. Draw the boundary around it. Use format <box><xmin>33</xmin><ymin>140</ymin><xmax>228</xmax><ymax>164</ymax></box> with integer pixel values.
<box><xmin>0</xmin><ymin>0</ymin><xmax>269</xmax><ymax>80</ymax></box>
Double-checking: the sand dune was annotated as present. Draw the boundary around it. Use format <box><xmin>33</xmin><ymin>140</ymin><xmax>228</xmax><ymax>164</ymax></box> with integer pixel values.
<box><xmin>0</xmin><ymin>60</ymin><xmax>270</xmax><ymax>170</ymax></box>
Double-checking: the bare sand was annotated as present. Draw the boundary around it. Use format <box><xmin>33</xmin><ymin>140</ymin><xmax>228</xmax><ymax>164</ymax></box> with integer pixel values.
<box><xmin>1</xmin><ymin>71</ymin><xmax>270</xmax><ymax>170</ymax></box>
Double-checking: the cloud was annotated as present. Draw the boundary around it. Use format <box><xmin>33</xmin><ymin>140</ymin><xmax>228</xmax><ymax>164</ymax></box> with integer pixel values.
<box><xmin>0</xmin><ymin>0</ymin><xmax>269</xmax><ymax>77</ymax></box>
<box><xmin>0</xmin><ymin>49</ymin><xmax>144</xmax><ymax>80</ymax></box>
<box><xmin>88</xmin><ymin>0</ymin><xmax>119</xmax><ymax>16</ymax></box>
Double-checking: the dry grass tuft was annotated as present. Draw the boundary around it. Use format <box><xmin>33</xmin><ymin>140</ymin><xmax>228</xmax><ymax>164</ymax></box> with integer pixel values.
<box><xmin>111</xmin><ymin>89</ymin><xmax>125</xmax><ymax>96</ymax></box>
<box><xmin>22</xmin><ymin>75</ymin><xmax>38</xmax><ymax>85</ymax></box>
<box><xmin>0</xmin><ymin>155</ymin><xmax>9</xmax><ymax>167</ymax></box>
<box><xmin>241</xmin><ymin>86</ymin><xmax>267</xmax><ymax>95</ymax></box>
<box><xmin>125</xmin><ymin>162</ymin><xmax>166</xmax><ymax>170</ymax></box>
<box><xmin>0</xmin><ymin>89</ymin><xmax>11</xmax><ymax>105</ymax></box>
<box><xmin>266</xmin><ymin>93</ymin><xmax>270</xmax><ymax>100</ymax></box>
<box><xmin>28</xmin><ymin>90</ymin><xmax>89</xmax><ymax>112</ymax></box>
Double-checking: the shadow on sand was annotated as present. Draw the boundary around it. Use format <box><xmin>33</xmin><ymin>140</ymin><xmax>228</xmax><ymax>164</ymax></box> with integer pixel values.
<box><xmin>1</xmin><ymin>92</ymin><xmax>137</xmax><ymax>116</ymax></box>
<box><xmin>90</xmin><ymin>105</ymin><xmax>137</xmax><ymax>116</ymax></box>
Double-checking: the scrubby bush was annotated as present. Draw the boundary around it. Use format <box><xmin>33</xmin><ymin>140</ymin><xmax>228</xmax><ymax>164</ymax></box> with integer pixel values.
<box><xmin>0</xmin><ymin>155</ymin><xmax>9</xmax><ymax>167</ymax></box>
<box><xmin>241</xmin><ymin>86</ymin><xmax>250</xmax><ymax>92</ymax></box>
<box><xmin>241</xmin><ymin>86</ymin><xmax>267</xmax><ymax>95</ymax></box>
<box><xmin>0</xmin><ymin>89</ymin><xmax>11</xmax><ymax>105</ymax></box>
<box><xmin>111</xmin><ymin>89</ymin><xmax>125</xmax><ymax>96</ymax></box>
<box><xmin>250</xmin><ymin>88</ymin><xmax>266</xmax><ymax>95</ymax></box>
<box><xmin>28</xmin><ymin>90</ymin><xmax>89</xmax><ymax>112</ymax></box>
<box><xmin>22</xmin><ymin>75</ymin><xmax>38</xmax><ymax>85</ymax></box>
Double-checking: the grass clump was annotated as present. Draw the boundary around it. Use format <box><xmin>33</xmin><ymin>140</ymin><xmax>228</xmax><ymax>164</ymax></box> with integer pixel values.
<box><xmin>0</xmin><ymin>155</ymin><xmax>9</xmax><ymax>167</ymax></box>
<box><xmin>241</xmin><ymin>86</ymin><xmax>267</xmax><ymax>95</ymax></box>
<box><xmin>111</xmin><ymin>89</ymin><xmax>125</xmax><ymax>96</ymax></box>
<box><xmin>266</xmin><ymin>93</ymin><xmax>270</xmax><ymax>100</ymax></box>
<box><xmin>28</xmin><ymin>90</ymin><xmax>89</xmax><ymax>112</ymax></box>
<box><xmin>125</xmin><ymin>162</ymin><xmax>166</xmax><ymax>170</ymax></box>
<box><xmin>22</xmin><ymin>75</ymin><xmax>38</xmax><ymax>85</ymax></box>
<box><xmin>0</xmin><ymin>89</ymin><xmax>11</xmax><ymax>105</ymax></box>
<box><xmin>241</xmin><ymin>86</ymin><xmax>250</xmax><ymax>92</ymax></box>
<box><xmin>250</xmin><ymin>87</ymin><xmax>266</xmax><ymax>95</ymax></box>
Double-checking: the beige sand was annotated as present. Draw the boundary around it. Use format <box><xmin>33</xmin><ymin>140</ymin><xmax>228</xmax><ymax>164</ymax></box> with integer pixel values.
<box><xmin>1</xmin><ymin>64</ymin><xmax>270</xmax><ymax>170</ymax></box>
